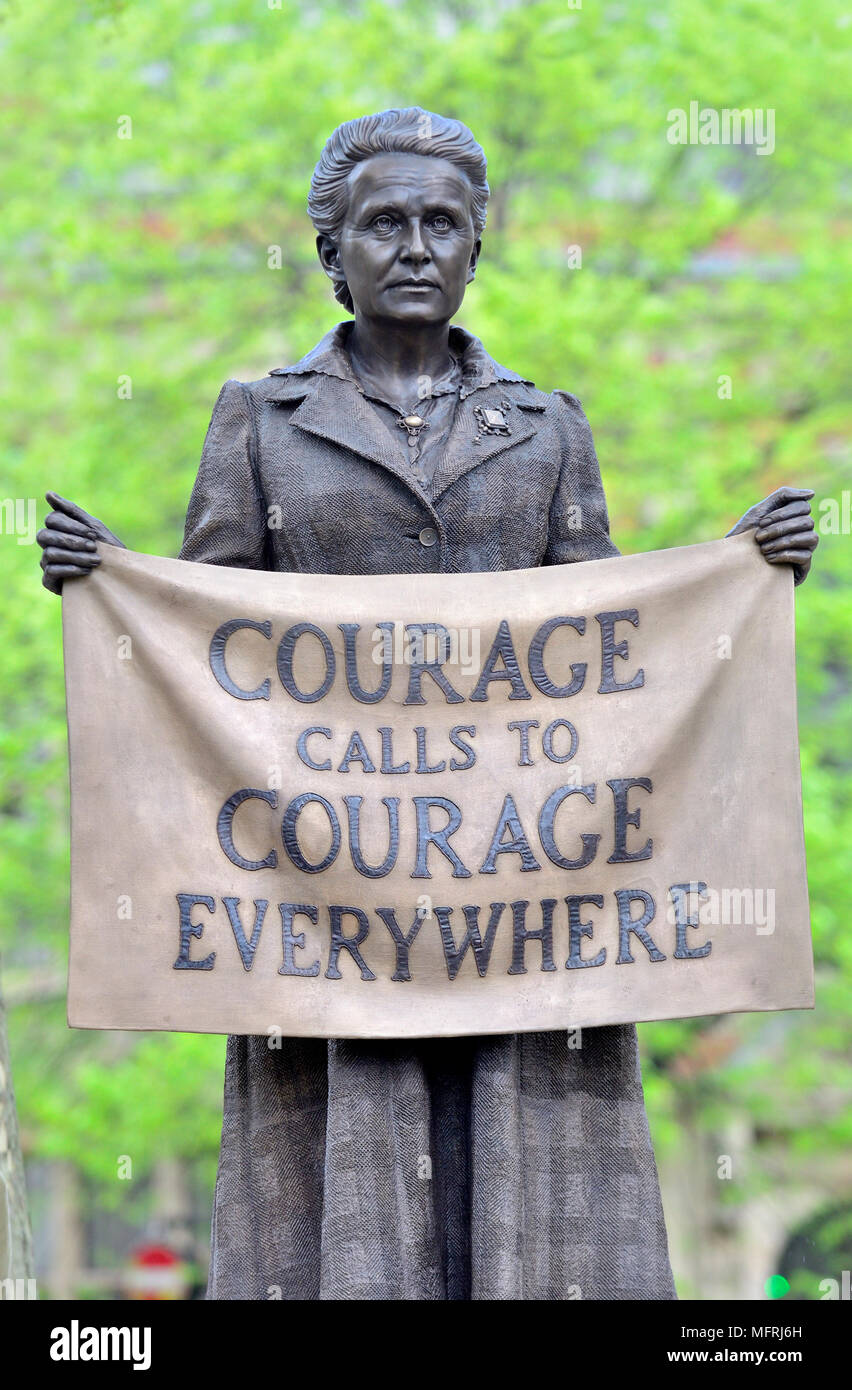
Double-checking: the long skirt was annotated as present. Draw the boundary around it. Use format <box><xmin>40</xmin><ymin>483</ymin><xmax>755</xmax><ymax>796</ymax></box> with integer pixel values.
<box><xmin>205</xmin><ymin>1024</ymin><xmax>676</xmax><ymax>1300</ymax></box>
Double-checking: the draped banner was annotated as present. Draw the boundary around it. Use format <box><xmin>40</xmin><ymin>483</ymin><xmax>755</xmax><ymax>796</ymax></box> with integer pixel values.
<box><xmin>62</xmin><ymin>533</ymin><xmax>813</xmax><ymax>1038</ymax></box>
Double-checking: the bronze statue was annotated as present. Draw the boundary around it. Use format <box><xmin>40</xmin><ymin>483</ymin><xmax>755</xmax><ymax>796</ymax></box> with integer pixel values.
<box><xmin>37</xmin><ymin>107</ymin><xmax>818</xmax><ymax>1300</ymax></box>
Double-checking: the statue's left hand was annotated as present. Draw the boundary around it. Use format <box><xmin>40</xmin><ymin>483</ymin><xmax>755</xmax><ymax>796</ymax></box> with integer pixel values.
<box><xmin>725</xmin><ymin>486</ymin><xmax>818</xmax><ymax>585</ymax></box>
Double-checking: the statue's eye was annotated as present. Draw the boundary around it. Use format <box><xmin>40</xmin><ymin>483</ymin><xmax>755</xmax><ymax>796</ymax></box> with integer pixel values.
<box><xmin>372</xmin><ymin>214</ymin><xmax>395</xmax><ymax>232</ymax></box>
<box><xmin>430</xmin><ymin>215</ymin><xmax>452</xmax><ymax>231</ymax></box>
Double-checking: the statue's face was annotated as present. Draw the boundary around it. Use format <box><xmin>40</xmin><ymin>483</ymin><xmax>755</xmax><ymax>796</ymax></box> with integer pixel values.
<box><xmin>319</xmin><ymin>152</ymin><xmax>481</xmax><ymax>324</ymax></box>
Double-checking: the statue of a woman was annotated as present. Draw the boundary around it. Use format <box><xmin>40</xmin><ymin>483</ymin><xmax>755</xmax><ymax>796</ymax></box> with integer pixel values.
<box><xmin>37</xmin><ymin>107</ymin><xmax>818</xmax><ymax>1301</ymax></box>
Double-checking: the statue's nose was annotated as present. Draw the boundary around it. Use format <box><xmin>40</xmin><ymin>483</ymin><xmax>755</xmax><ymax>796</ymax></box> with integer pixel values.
<box><xmin>402</xmin><ymin>221</ymin><xmax>430</xmax><ymax>263</ymax></box>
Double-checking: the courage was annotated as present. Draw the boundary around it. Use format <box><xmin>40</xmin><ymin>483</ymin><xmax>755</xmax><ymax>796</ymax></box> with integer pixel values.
<box><xmin>208</xmin><ymin>610</ymin><xmax>645</xmax><ymax>706</ymax></box>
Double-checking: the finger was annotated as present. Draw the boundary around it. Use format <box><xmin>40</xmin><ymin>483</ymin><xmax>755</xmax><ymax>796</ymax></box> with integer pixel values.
<box><xmin>41</xmin><ymin>547</ymin><xmax>101</xmax><ymax>566</ymax></box>
<box><xmin>761</xmin><ymin>487</ymin><xmax>815</xmax><ymax>508</ymax></box>
<box><xmin>727</xmin><ymin>488</ymin><xmax>817</xmax><ymax>537</ymax></box>
<box><xmin>754</xmin><ymin>501</ymin><xmax>813</xmax><ymax>535</ymax></box>
<box><xmin>44</xmin><ymin>510</ymin><xmax>97</xmax><ymax>540</ymax></box>
<box><xmin>756</xmin><ymin>522</ymin><xmax>811</xmax><ymax>547</ymax></box>
<box><xmin>756</xmin><ymin>519</ymin><xmax>816</xmax><ymax>545</ymax></box>
<box><xmin>763</xmin><ymin>550</ymin><xmax>815</xmax><ymax>567</ymax></box>
<box><xmin>44</xmin><ymin>492</ymin><xmax>100</xmax><ymax>528</ymax></box>
<box><xmin>760</xmin><ymin>531</ymin><xmax>819</xmax><ymax>555</ymax></box>
<box><xmin>37</xmin><ymin>527</ymin><xmax>97</xmax><ymax>552</ymax></box>
<box><xmin>46</xmin><ymin>563</ymin><xmax>101</xmax><ymax>580</ymax></box>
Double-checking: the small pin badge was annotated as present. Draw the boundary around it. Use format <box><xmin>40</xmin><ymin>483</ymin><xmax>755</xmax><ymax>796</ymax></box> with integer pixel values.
<box><xmin>473</xmin><ymin>400</ymin><xmax>512</xmax><ymax>436</ymax></box>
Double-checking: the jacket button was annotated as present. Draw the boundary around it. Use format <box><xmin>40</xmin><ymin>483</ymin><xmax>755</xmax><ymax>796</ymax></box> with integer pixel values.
<box><xmin>418</xmin><ymin>526</ymin><xmax>438</xmax><ymax>547</ymax></box>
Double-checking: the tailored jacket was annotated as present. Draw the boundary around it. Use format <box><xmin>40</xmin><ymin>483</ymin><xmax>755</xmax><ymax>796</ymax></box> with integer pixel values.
<box><xmin>179</xmin><ymin>320</ymin><xmax>620</xmax><ymax>575</ymax></box>
<box><xmin>179</xmin><ymin>320</ymin><xmax>675</xmax><ymax>1303</ymax></box>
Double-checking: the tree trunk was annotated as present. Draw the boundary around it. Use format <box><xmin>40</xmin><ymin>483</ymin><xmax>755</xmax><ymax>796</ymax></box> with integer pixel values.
<box><xmin>0</xmin><ymin>965</ymin><xmax>35</xmax><ymax>1297</ymax></box>
<box><xmin>49</xmin><ymin>1161</ymin><xmax>82</xmax><ymax>1300</ymax></box>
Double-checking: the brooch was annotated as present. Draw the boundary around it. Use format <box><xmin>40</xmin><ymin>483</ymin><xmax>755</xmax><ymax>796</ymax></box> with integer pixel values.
<box><xmin>473</xmin><ymin>400</ymin><xmax>512</xmax><ymax>443</ymax></box>
<box><xmin>397</xmin><ymin>413</ymin><xmax>429</xmax><ymax>449</ymax></box>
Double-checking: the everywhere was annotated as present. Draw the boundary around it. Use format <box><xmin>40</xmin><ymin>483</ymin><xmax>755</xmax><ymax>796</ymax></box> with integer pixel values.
<box><xmin>173</xmin><ymin>887</ymin><xmax>713</xmax><ymax>979</ymax></box>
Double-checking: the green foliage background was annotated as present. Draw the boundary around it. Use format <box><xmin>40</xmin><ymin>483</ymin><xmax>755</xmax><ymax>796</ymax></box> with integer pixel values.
<box><xmin>1</xmin><ymin>0</ymin><xmax>849</xmax><ymax>1297</ymax></box>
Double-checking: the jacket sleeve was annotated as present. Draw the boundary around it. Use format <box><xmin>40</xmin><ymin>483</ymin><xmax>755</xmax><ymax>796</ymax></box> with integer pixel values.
<box><xmin>178</xmin><ymin>379</ymin><xmax>268</xmax><ymax>569</ymax></box>
<box><xmin>543</xmin><ymin>388</ymin><xmax>620</xmax><ymax>565</ymax></box>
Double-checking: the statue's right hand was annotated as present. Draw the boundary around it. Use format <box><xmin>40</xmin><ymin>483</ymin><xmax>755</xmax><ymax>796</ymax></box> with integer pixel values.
<box><xmin>38</xmin><ymin>491</ymin><xmax>127</xmax><ymax>595</ymax></box>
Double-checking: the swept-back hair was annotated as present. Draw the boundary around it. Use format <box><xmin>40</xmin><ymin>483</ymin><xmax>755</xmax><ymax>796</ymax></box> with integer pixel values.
<box><xmin>308</xmin><ymin>106</ymin><xmax>489</xmax><ymax>312</ymax></box>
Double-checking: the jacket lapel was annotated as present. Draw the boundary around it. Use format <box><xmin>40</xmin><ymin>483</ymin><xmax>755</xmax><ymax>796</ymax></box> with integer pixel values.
<box><xmin>429</xmin><ymin>387</ymin><xmax>540</xmax><ymax>502</ymax></box>
<box><xmin>263</xmin><ymin>372</ymin><xmax>421</xmax><ymax>497</ymax></box>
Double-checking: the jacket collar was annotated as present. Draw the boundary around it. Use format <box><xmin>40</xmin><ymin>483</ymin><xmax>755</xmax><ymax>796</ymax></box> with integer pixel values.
<box><xmin>265</xmin><ymin>320</ymin><xmax>535</xmax><ymax>400</ymax></box>
<box><xmin>261</xmin><ymin>321</ymin><xmax>542</xmax><ymax>505</ymax></box>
